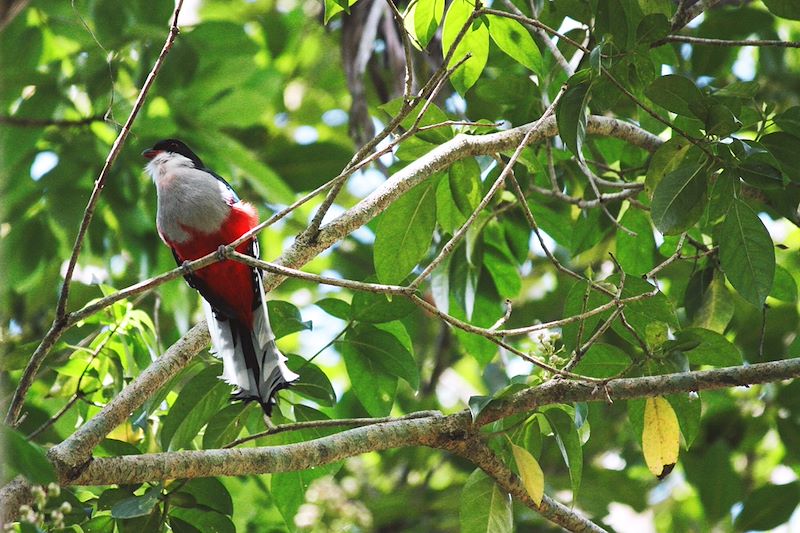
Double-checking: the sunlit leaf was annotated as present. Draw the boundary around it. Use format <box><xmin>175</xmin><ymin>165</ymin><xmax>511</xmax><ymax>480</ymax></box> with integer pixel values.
<box><xmin>510</xmin><ymin>444</ymin><xmax>544</xmax><ymax>506</ymax></box>
<box><xmin>642</xmin><ymin>396</ymin><xmax>680</xmax><ymax>478</ymax></box>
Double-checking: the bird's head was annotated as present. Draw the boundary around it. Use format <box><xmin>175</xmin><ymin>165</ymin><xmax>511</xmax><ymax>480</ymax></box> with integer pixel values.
<box><xmin>142</xmin><ymin>139</ymin><xmax>205</xmax><ymax>180</ymax></box>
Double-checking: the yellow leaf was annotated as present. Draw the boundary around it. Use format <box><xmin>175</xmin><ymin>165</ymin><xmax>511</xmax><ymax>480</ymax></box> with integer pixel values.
<box><xmin>642</xmin><ymin>396</ymin><xmax>680</xmax><ymax>478</ymax></box>
<box><xmin>511</xmin><ymin>443</ymin><xmax>544</xmax><ymax>505</ymax></box>
<box><xmin>107</xmin><ymin>422</ymin><xmax>144</xmax><ymax>444</ymax></box>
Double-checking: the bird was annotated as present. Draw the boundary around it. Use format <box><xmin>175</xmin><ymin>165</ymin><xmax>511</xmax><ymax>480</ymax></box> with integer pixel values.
<box><xmin>143</xmin><ymin>139</ymin><xmax>298</xmax><ymax>416</ymax></box>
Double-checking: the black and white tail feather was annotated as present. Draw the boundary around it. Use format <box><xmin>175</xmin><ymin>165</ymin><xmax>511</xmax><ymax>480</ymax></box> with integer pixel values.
<box><xmin>201</xmin><ymin>289</ymin><xmax>298</xmax><ymax>415</ymax></box>
<box><xmin>199</xmin><ymin>242</ymin><xmax>298</xmax><ymax>416</ymax></box>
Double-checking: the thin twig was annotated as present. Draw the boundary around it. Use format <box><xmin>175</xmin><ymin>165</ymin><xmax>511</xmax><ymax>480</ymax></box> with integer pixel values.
<box><xmin>576</xmin><ymin>159</ymin><xmax>637</xmax><ymax>236</ymax></box>
<box><xmin>488</xmin><ymin>300</ymin><xmax>513</xmax><ymax>332</ymax></box>
<box><xmin>644</xmin><ymin>234</ymin><xmax>686</xmax><ymax>279</ymax></box>
<box><xmin>385</xmin><ymin>0</ymin><xmax>414</xmax><ymax>99</ymax></box>
<box><xmin>0</xmin><ymin>114</ymin><xmax>105</xmax><ymax>127</ymax></box>
<box><xmin>659</xmin><ymin>35</ymin><xmax>800</xmax><ymax>48</ymax></box>
<box><xmin>227</xmin><ymin>250</ymin><xmax>413</xmax><ymax>296</ymax></box>
<box><xmin>410</xmin><ymin>90</ymin><xmax>566</xmax><ymax>290</ymax></box>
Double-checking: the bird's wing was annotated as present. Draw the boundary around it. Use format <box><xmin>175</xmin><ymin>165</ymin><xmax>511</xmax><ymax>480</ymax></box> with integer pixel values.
<box><xmin>203</xmin><ymin>167</ymin><xmax>240</xmax><ymax>203</ymax></box>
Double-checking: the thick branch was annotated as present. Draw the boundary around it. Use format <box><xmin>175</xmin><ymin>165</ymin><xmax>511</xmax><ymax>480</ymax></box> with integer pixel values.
<box><xmin>449</xmin><ymin>439</ymin><xmax>606</xmax><ymax>533</ymax></box>
<box><xmin>56</xmin><ymin>358</ymin><xmax>800</xmax><ymax>486</ymax></box>
<box><xmin>266</xmin><ymin>115</ymin><xmax>659</xmax><ymax>293</ymax></box>
<box><xmin>47</xmin><ymin>323</ymin><xmax>210</xmax><ymax>473</ymax></box>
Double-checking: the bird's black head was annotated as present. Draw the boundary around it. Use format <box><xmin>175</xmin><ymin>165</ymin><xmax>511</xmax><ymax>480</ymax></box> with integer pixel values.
<box><xmin>142</xmin><ymin>139</ymin><xmax>204</xmax><ymax>168</ymax></box>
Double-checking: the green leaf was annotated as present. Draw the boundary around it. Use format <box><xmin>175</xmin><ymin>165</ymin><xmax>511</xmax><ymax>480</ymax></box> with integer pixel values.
<box><xmin>770</xmin><ymin>264</ymin><xmax>798</xmax><ymax>302</ymax></box>
<box><xmin>468</xmin><ymin>395</ymin><xmax>494</xmax><ymax>422</ymax></box>
<box><xmin>437</xmin><ymin>175</ymin><xmax>467</xmax><ymax>233</ymax></box>
<box><xmin>286</xmin><ymin>354</ymin><xmax>337</xmax><ymax>407</ymax></box>
<box><xmin>556</xmin><ymin>70</ymin><xmax>593</xmax><ymax>157</ymax></box>
<box><xmin>650</xmin><ymin>160</ymin><xmax>708</xmax><ymax>235</ymax></box>
<box><xmin>323</xmin><ymin>0</ymin><xmax>357</xmax><ymax>23</ymax></box>
<box><xmin>314</xmin><ymin>298</ymin><xmax>351</xmax><ymax>320</ymax></box>
<box><xmin>714</xmin><ymin>80</ymin><xmax>760</xmax><ymax>99</ymax></box>
<box><xmin>342</xmin><ymin>324</ymin><xmax>419</xmax><ymax>389</ymax></box>
<box><xmin>666</xmin><ymin>393</ymin><xmax>701</xmax><ymax>449</ymax></box>
<box><xmin>111</xmin><ymin>486</ymin><xmax>161</xmax><ymax>519</ymax></box>
<box><xmin>267</xmin><ymin>300</ymin><xmax>311</xmax><ymax>339</ymax></box>
<box><xmin>692</xmin><ymin>276</ymin><xmax>735</xmax><ymax>333</ymax></box>
<box><xmin>636</xmin><ymin>14</ymin><xmax>670</xmax><ymax>44</ymax></box>
<box><xmin>81</xmin><ymin>515</ymin><xmax>115</xmax><ymax>533</ymax></box>
<box><xmin>774</xmin><ymin>106</ymin><xmax>800</xmax><ymax>136</ymax></box>
<box><xmin>543</xmin><ymin>407</ymin><xmax>583</xmax><ymax>498</ymax></box>
<box><xmin>202</xmin><ymin>403</ymin><xmax>251</xmax><ymax>449</ymax></box>
<box><xmin>0</xmin><ymin>424</ymin><xmax>56</xmax><ymax>484</ymax></box>
<box><xmin>762</xmin><ymin>0</ymin><xmax>800</xmax><ymax>20</ymax></box>
<box><xmin>616</xmin><ymin>207</ymin><xmax>656</xmax><ymax>275</ymax></box>
<box><xmin>351</xmin><ymin>289</ymin><xmax>415</xmax><ymax>324</ymax></box>
<box><xmin>595</xmin><ymin>0</ymin><xmax>629</xmax><ymax>48</ymax></box>
<box><xmin>374</xmin><ymin>180</ymin><xmax>436</xmax><ymax>285</ymax></box>
<box><xmin>719</xmin><ymin>200</ymin><xmax>775</xmax><ymax>306</ymax></box>
<box><xmin>459</xmin><ymin>469</ymin><xmax>512</xmax><ymax>533</ymax></box>
<box><xmin>486</xmin><ymin>15</ymin><xmax>543</xmax><ymax>74</ymax></box>
<box><xmin>340</xmin><ymin>330</ymin><xmax>398</xmax><ymax>416</ymax></box>
<box><xmin>705</xmin><ymin>103</ymin><xmax>739</xmax><ymax>137</ymax></box>
<box><xmin>160</xmin><ymin>364</ymin><xmax>231</xmax><ymax>451</ymax></box>
<box><xmin>442</xmin><ymin>0</ymin><xmax>489</xmax><ymax>93</ymax></box>
<box><xmin>176</xmin><ymin>478</ymin><xmax>233</xmax><ymax>515</ymax></box>
<box><xmin>449</xmin><ymin>157</ymin><xmax>483</xmax><ymax>217</ymax></box>
<box><xmin>760</xmin><ymin>132</ymin><xmax>800</xmax><ymax>182</ymax></box>
<box><xmin>169</xmin><ymin>508</ymin><xmax>235</xmax><ymax>533</ymax></box>
<box><xmin>684</xmin><ymin>441</ymin><xmax>744</xmax><ymax>523</ymax></box>
<box><xmin>734</xmin><ymin>482</ymin><xmax>800</xmax><ymax>531</ymax></box>
<box><xmin>680</xmin><ymin>328</ymin><xmax>743</xmax><ymax>366</ymax></box>
<box><xmin>573</xmin><ymin>343</ymin><xmax>632</xmax><ymax>378</ymax></box>
<box><xmin>645</xmin><ymin>138</ymin><xmax>694</xmax><ymax>198</ymax></box>
<box><xmin>270</xmin><ymin>471</ymin><xmax>305</xmax><ymax>529</ymax></box>
<box><xmin>199</xmin><ymin>88</ymin><xmax>274</xmax><ymax>129</ymax></box>
<box><xmin>646</xmin><ymin>75</ymin><xmax>708</xmax><ymax>119</ymax></box>
<box><xmin>484</xmin><ymin>246</ymin><xmax>521</xmax><ymax>298</ymax></box>
<box><xmin>414</xmin><ymin>0</ymin><xmax>445</xmax><ymax>48</ymax></box>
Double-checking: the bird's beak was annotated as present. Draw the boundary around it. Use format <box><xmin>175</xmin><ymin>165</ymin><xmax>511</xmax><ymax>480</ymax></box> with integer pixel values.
<box><xmin>142</xmin><ymin>149</ymin><xmax>160</xmax><ymax>160</ymax></box>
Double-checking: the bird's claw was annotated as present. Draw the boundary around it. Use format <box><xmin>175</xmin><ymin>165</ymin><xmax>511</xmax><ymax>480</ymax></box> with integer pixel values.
<box><xmin>216</xmin><ymin>245</ymin><xmax>231</xmax><ymax>261</ymax></box>
<box><xmin>180</xmin><ymin>260</ymin><xmax>192</xmax><ymax>276</ymax></box>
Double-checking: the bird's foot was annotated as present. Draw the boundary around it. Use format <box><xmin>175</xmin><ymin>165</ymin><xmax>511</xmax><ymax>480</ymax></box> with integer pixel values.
<box><xmin>216</xmin><ymin>245</ymin><xmax>231</xmax><ymax>261</ymax></box>
<box><xmin>180</xmin><ymin>260</ymin><xmax>192</xmax><ymax>276</ymax></box>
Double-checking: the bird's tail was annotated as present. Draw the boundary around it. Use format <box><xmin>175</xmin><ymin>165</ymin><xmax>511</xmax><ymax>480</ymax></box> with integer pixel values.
<box><xmin>202</xmin><ymin>287</ymin><xmax>298</xmax><ymax>415</ymax></box>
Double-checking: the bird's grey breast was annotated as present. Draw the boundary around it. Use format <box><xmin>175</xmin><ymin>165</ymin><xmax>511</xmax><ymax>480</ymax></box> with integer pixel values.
<box><xmin>154</xmin><ymin>165</ymin><xmax>234</xmax><ymax>243</ymax></box>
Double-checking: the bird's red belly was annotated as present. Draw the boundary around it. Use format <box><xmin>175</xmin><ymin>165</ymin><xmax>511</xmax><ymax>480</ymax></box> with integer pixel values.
<box><xmin>169</xmin><ymin>205</ymin><xmax>259</xmax><ymax>326</ymax></box>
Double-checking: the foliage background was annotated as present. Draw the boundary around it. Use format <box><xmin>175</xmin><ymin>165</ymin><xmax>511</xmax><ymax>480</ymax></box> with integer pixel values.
<box><xmin>2</xmin><ymin>0</ymin><xmax>800</xmax><ymax>531</ymax></box>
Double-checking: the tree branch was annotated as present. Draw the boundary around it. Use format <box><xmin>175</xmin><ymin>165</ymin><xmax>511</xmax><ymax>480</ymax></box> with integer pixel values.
<box><xmin>46</xmin><ymin>358</ymin><xmax>800</xmax><ymax>483</ymax></box>
<box><xmin>660</xmin><ymin>35</ymin><xmax>800</xmax><ymax>48</ymax></box>
<box><xmin>448</xmin><ymin>438</ymin><xmax>607</xmax><ymax>533</ymax></box>
<box><xmin>671</xmin><ymin>0</ymin><xmax>723</xmax><ymax>32</ymax></box>
<box><xmin>28</xmin><ymin>358</ymin><xmax>800</xmax><ymax>530</ymax></box>
<box><xmin>46</xmin><ymin>322</ymin><xmax>210</xmax><ymax>474</ymax></box>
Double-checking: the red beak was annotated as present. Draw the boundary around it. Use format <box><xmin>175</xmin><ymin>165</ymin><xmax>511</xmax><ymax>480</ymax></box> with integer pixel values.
<box><xmin>142</xmin><ymin>149</ymin><xmax>161</xmax><ymax>159</ymax></box>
